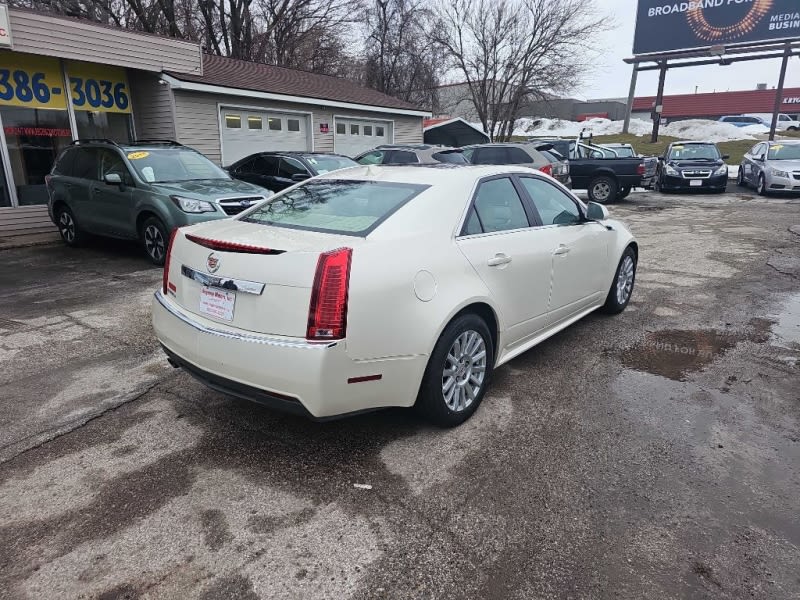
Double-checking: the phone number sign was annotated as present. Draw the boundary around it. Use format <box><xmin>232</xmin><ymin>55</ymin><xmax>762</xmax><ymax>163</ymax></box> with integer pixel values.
<box><xmin>0</xmin><ymin>52</ymin><xmax>131</xmax><ymax>113</ymax></box>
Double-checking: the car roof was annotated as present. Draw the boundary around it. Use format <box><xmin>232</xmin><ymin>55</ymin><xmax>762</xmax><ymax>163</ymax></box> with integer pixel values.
<box><xmin>317</xmin><ymin>163</ymin><xmax>543</xmax><ymax>185</ymax></box>
<box><xmin>671</xmin><ymin>140</ymin><xmax>717</xmax><ymax>146</ymax></box>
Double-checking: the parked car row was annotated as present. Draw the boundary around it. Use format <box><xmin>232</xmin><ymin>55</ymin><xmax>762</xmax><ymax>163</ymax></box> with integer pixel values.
<box><xmin>719</xmin><ymin>113</ymin><xmax>800</xmax><ymax>131</ymax></box>
<box><xmin>737</xmin><ymin>140</ymin><xmax>800</xmax><ymax>195</ymax></box>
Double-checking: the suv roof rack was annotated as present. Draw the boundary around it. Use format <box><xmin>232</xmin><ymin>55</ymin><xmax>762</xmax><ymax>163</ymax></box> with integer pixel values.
<box><xmin>129</xmin><ymin>139</ymin><xmax>184</xmax><ymax>146</ymax></box>
<box><xmin>70</xmin><ymin>138</ymin><xmax>120</xmax><ymax>146</ymax></box>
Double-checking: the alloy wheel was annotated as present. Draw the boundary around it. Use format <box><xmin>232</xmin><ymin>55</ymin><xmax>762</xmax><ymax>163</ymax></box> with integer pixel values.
<box><xmin>442</xmin><ymin>330</ymin><xmax>487</xmax><ymax>412</ymax></box>
<box><xmin>144</xmin><ymin>224</ymin><xmax>165</xmax><ymax>262</ymax></box>
<box><xmin>757</xmin><ymin>176</ymin><xmax>765</xmax><ymax>195</ymax></box>
<box><xmin>593</xmin><ymin>181</ymin><xmax>611</xmax><ymax>202</ymax></box>
<box><xmin>58</xmin><ymin>211</ymin><xmax>75</xmax><ymax>243</ymax></box>
<box><xmin>616</xmin><ymin>255</ymin><xmax>635</xmax><ymax>305</ymax></box>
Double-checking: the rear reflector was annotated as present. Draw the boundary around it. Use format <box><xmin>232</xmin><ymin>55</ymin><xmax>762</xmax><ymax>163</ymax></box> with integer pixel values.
<box><xmin>348</xmin><ymin>374</ymin><xmax>382</xmax><ymax>384</ymax></box>
<box><xmin>307</xmin><ymin>247</ymin><xmax>352</xmax><ymax>341</ymax></box>
<box><xmin>163</xmin><ymin>228</ymin><xmax>179</xmax><ymax>295</ymax></box>
<box><xmin>185</xmin><ymin>234</ymin><xmax>284</xmax><ymax>255</ymax></box>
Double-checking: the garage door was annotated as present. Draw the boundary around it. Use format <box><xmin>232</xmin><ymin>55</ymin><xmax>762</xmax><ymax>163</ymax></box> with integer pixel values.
<box><xmin>334</xmin><ymin>118</ymin><xmax>392</xmax><ymax>157</ymax></box>
<box><xmin>221</xmin><ymin>109</ymin><xmax>310</xmax><ymax>165</ymax></box>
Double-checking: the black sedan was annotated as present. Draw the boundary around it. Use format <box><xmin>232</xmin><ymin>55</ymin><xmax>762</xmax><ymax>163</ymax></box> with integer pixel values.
<box><xmin>655</xmin><ymin>141</ymin><xmax>729</xmax><ymax>194</ymax></box>
<box><xmin>227</xmin><ymin>152</ymin><xmax>358</xmax><ymax>193</ymax></box>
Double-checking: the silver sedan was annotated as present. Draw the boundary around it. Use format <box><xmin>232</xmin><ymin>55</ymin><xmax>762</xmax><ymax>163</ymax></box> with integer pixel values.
<box><xmin>738</xmin><ymin>140</ymin><xmax>800</xmax><ymax>195</ymax></box>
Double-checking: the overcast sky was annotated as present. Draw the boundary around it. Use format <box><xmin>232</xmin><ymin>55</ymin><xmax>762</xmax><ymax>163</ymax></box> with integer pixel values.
<box><xmin>578</xmin><ymin>0</ymin><xmax>800</xmax><ymax>100</ymax></box>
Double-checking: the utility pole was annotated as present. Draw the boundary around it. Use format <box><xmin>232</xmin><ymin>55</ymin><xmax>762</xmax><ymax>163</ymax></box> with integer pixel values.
<box><xmin>769</xmin><ymin>43</ymin><xmax>791</xmax><ymax>141</ymax></box>
<box><xmin>650</xmin><ymin>61</ymin><xmax>667</xmax><ymax>143</ymax></box>
<box><xmin>622</xmin><ymin>64</ymin><xmax>638</xmax><ymax>135</ymax></box>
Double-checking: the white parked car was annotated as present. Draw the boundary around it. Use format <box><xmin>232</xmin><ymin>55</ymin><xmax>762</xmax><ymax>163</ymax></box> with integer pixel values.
<box><xmin>152</xmin><ymin>165</ymin><xmax>638</xmax><ymax>426</ymax></box>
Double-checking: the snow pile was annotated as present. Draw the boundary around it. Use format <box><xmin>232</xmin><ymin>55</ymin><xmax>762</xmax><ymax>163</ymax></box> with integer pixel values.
<box><xmin>472</xmin><ymin>117</ymin><xmax>769</xmax><ymax>142</ymax></box>
<box><xmin>659</xmin><ymin>119</ymin><xmax>768</xmax><ymax>142</ymax></box>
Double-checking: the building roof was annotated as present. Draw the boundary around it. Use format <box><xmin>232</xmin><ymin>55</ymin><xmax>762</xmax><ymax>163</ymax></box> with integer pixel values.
<box><xmin>167</xmin><ymin>54</ymin><xmax>423</xmax><ymax>113</ymax></box>
<box><xmin>423</xmin><ymin>117</ymin><xmax>490</xmax><ymax>146</ymax></box>
<box><xmin>632</xmin><ymin>87</ymin><xmax>800</xmax><ymax>118</ymax></box>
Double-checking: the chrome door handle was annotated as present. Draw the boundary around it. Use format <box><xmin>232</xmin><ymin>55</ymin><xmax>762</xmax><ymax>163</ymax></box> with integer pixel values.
<box><xmin>554</xmin><ymin>245</ymin><xmax>571</xmax><ymax>256</ymax></box>
<box><xmin>487</xmin><ymin>253</ymin><xmax>512</xmax><ymax>267</ymax></box>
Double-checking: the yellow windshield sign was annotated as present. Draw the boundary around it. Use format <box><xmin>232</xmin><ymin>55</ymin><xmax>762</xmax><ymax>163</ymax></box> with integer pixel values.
<box><xmin>127</xmin><ymin>151</ymin><xmax>150</xmax><ymax>160</ymax></box>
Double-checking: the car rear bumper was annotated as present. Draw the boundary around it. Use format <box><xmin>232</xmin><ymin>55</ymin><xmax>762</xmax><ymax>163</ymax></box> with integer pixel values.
<box><xmin>660</xmin><ymin>173</ymin><xmax>727</xmax><ymax>191</ymax></box>
<box><xmin>152</xmin><ymin>290</ymin><xmax>425</xmax><ymax>419</ymax></box>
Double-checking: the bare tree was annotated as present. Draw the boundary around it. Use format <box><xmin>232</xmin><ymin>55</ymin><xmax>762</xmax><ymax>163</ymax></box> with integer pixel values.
<box><xmin>433</xmin><ymin>0</ymin><xmax>609</xmax><ymax>140</ymax></box>
<box><xmin>364</xmin><ymin>0</ymin><xmax>443</xmax><ymax>107</ymax></box>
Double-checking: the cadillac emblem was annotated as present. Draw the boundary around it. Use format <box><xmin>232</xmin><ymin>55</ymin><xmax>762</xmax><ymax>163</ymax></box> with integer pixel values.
<box><xmin>207</xmin><ymin>252</ymin><xmax>220</xmax><ymax>273</ymax></box>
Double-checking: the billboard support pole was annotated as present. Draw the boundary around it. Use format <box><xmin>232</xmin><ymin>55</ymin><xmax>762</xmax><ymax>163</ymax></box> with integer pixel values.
<box><xmin>769</xmin><ymin>43</ymin><xmax>791</xmax><ymax>142</ymax></box>
<box><xmin>623</xmin><ymin>64</ymin><xmax>638</xmax><ymax>134</ymax></box>
<box><xmin>650</xmin><ymin>61</ymin><xmax>667</xmax><ymax>143</ymax></box>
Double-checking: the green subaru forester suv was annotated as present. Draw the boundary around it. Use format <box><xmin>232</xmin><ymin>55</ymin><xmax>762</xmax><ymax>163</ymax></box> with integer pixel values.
<box><xmin>47</xmin><ymin>140</ymin><xmax>270</xmax><ymax>265</ymax></box>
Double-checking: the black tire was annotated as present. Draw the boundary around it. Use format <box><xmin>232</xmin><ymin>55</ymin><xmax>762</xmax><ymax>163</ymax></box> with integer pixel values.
<box><xmin>617</xmin><ymin>186</ymin><xmax>632</xmax><ymax>200</ymax></box>
<box><xmin>588</xmin><ymin>176</ymin><xmax>618</xmax><ymax>204</ymax></box>
<box><xmin>416</xmin><ymin>313</ymin><xmax>494</xmax><ymax>427</ymax></box>
<box><xmin>736</xmin><ymin>168</ymin><xmax>746</xmax><ymax>187</ymax></box>
<box><xmin>55</xmin><ymin>204</ymin><xmax>85</xmax><ymax>247</ymax></box>
<box><xmin>602</xmin><ymin>247</ymin><xmax>637</xmax><ymax>315</ymax></box>
<box><xmin>756</xmin><ymin>174</ymin><xmax>768</xmax><ymax>197</ymax></box>
<box><xmin>140</xmin><ymin>216</ymin><xmax>169</xmax><ymax>266</ymax></box>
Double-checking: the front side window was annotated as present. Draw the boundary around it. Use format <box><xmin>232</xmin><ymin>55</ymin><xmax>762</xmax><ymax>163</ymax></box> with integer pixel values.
<box><xmin>519</xmin><ymin>177</ymin><xmax>580</xmax><ymax>226</ymax></box>
<box><xmin>278</xmin><ymin>157</ymin><xmax>308</xmax><ymax>178</ymax></box>
<box><xmin>243</xmin><ymin>180</ymin><xmax>428</xmax><ymax>235</ymax></box>
<box><xmin>98</xmin><ymin>149</ymin><xmax>132</xmax><ymax>184</ymax></box>
<box><xmin>250</xmin><ymin>155</ymin><xmax>279</xmax><ymax>175</ymax></box>
<box><xmin>471</xmin><ymin>177</ymin><xmax>529</xmax><ymax>233</ymax></box>
<box><xmin>126</xmin><ymin>148</ymin><xmax>229</xmax><ymax>183</ymax></box>
<box><xmin>357</xmin><ymin>150</ymin><xmax>385</xmax><ymax>165</ymax></box>
<box><xmin>303</xmin><ymin>154</ymin><xmax>358</xmax><ymax>174</ymax></box>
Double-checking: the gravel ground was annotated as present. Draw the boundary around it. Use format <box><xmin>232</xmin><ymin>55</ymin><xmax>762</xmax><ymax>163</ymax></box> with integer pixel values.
<box><xmin>0</xmin><ymin>187</ymin><xmax>798</xmax><ymax>600</ymax></box>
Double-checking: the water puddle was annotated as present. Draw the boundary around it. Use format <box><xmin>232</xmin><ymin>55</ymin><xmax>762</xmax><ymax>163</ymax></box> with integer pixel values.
<box><xmin>621</xmin><ymin>329</ymin><xmax>741</xmax><ymax>381</ymax></box>
<box><xmin>770</xmin><ymin>293</ymin><xmax>800</xmax><ymax>351</ymax></box>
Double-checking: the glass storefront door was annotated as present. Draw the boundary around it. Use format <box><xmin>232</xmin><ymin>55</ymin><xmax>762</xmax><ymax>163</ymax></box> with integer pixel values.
<box><xmin>2</xmin><ymin>106</ymin><xmax>72</xmax><ymax>205</ymax></box>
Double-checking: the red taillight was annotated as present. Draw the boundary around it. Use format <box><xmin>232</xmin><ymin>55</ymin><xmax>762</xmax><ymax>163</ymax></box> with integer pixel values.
<box><xmin>637</xmin><ymin>162</ymin><xmax>645</xmax><ymax>175</ymax></box>
<box><xmin>539</xmin><ymin>164</ymin><xmax>553</xmax><ymax>176</ymax></box>
<box><xmin>185</xmin><ymin>234</ymin><xmax>284</xmax><ymax>255</ymax></box>
<box><xmin>307</xmin><ymin>247</ymin><xmax>352</xmax><ymax>341</ymax></box>
<box><xmin>162</xmin><ymin>228</ymin><xmax>179</xmax><ymax>295</ymax></box>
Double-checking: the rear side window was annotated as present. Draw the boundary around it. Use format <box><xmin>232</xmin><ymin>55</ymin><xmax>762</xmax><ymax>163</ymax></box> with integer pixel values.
<box><xmin>252</xmin><ymin>155</ymin><xmax>279</xmax><ymax>175</ymax></box>
<box><xmin>388</xmin><ymin>151</ymin><xmax>419</xmax><ymax>164</ymax></box>
<box><xmin>53</xmin><ymin>149</ymin><xmax>77</xmax><ymax>176</ymax></box>
<box><xmin>72</xmin><ymin>148</ymin><xmax>99</xmax><ymax>180</ymax></box>
<box><xmin>471</xmin><ymin>147</ymin><xmax>508</xmax><ymax>165</ymax></box>
<box><xmin>506</xmin><ymin>148</ymin><xmax>532</xmax><ymax>164</ymax></box>
<box><xmin>243</xmin><ymin>180</ymin><xmax>429</xmax><ymax>235</ymax></box>
<box><xmin>471</xmin><ymin>177</ymin><xmax>529</xmax><ymax>233</ymax></box>
<box><xmin>432</xmin><ymin>151</ymin><xmax>468</xmax><ymax>164</ymax></box>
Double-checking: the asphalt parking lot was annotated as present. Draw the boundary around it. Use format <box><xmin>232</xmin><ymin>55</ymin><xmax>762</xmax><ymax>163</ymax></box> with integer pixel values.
<box><xmin>1</xmin><ymin>187</ymin><xmax>799</xmax><ymax>599</ymax></box>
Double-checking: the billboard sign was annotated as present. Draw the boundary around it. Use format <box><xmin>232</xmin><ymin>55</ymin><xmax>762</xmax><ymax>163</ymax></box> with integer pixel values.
<box><xmin>634</xmin><ymin>0</ymin><xmax>800</xmax><ymax>55</ymax></box>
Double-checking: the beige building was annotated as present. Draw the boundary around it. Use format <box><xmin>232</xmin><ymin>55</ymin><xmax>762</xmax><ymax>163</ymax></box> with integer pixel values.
<box><xmin>0</xmin><ymin>7</ymin><xmax>427</xmax><ymax>235</ymax></box>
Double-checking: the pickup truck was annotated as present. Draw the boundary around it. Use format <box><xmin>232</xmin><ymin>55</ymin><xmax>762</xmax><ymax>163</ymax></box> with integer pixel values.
<box><xmin>529</xmin><ymin>136</ymin><xmax>657</xmax><ymax>203</ymax></box>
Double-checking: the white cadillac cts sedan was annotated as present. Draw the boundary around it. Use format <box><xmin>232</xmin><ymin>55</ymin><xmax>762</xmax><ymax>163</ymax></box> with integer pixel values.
<box><xmin>152</xmin><ymin>165</ymin><xmax>637</xmax><ymax>427</ymax></box>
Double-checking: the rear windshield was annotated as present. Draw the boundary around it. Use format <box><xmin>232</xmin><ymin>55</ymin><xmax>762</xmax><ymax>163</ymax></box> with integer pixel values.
<box><xmin>607</xmin><ymin>146</ymin><xmax>634</xmax><ymax>157</ymax></box>
<box><xmin>242</xmin><ymin>180</ymin><xmax>429</xmax><ymax>236</ymax></box>
<box><xmin>302</xmin><ymin>154</ymin><xmax>357</xmax><ymax>174</ymax></box>
<box><xmin>539</xmin><ymin>149</ymin><xmax>563</xmax><ymax>163</ymax></box>
<box><xmin>433</xmin><ymin>151</ymin><xmax>469</xmax><ymax>164</ymax></box>
<box><xmin>668</xmin><ymin>144</ymin><xmax>720</xmax><ymax>160</ymax></box>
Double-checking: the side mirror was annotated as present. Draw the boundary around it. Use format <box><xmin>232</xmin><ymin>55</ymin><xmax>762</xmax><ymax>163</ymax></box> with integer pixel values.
<box><xmin>586</xmin><ymin>201</ymin><xmax>609</xmax><ymax>221</ymax></box>
<box><xmin>721</xmin><ymin>154</ymin><xmax>730</xmax><ymax>160</ymax></box>
<box><xmin>104</xmin><ymin>173</ymin><xmax>122</xmax><ymax>185</ymax></box>
<box><xmin>291</xmin><ymin>173</ymin><xmax>311</xmax><ymax>182</ymax></box>
<box><xmin>755</xmin><ymin>155</ymin><xmax>765</xmax><ymax>162</ymax></box>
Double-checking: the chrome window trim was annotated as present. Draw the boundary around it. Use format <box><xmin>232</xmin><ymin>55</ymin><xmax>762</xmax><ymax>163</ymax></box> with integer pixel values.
<box><xmin>181</xmin><ymin>265</ymin><xmax>266</xmax><ymax>295</ymax></box>
<box><xmin>154</xmin><ymin>291</ymin><xmax>337</xmax><ymax>349</ymax></box>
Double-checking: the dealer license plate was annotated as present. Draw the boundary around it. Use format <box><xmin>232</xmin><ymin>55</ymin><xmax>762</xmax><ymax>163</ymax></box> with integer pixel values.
<box><xmin>689</xmin><ymin>179</ymin><xmax>703</xmax><ymax>187</ymax></box>
<box><xmin>199</xmin><ymin>287</ymin><xmax>236</xmax><ymax>321</ymax></box>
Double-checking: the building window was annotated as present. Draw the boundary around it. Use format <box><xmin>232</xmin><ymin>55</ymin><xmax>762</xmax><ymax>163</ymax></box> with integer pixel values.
<box><xmin>336</xmin><ymin>122</ymin><xmax>346</xmax><ymax>134</ymax></box>
<box><xmin>248</xmin><ymin>116</ymin><xmax>262</xmax><ymax>130</ymax></box>
<box><xmin>225</xmin><ymin>114</ymin><xmax>242</xmax><ymax>129</ymax></box>
<box><xmin>364</xmin><ymin>125</ymin><xmax>373</xmax><ymax>136</ymax></box>
<box><xmin>269</xmin><ymin>118</ymin><xmax>282</xmax><ymax>131</ymax></box>
<box><xmin>376</xmin><ymin>125</ymin><xmax>385</xmax><ymax>137</ymax></box>
<box><xmin>350</xmin><ymin>124</ymin><xmax>360</xmax><ymax>135</ymax></box>
<box><xmin>287</xmin><ymin>119</ymin><xmax>301</xmax><ymax>132</ymax></box>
